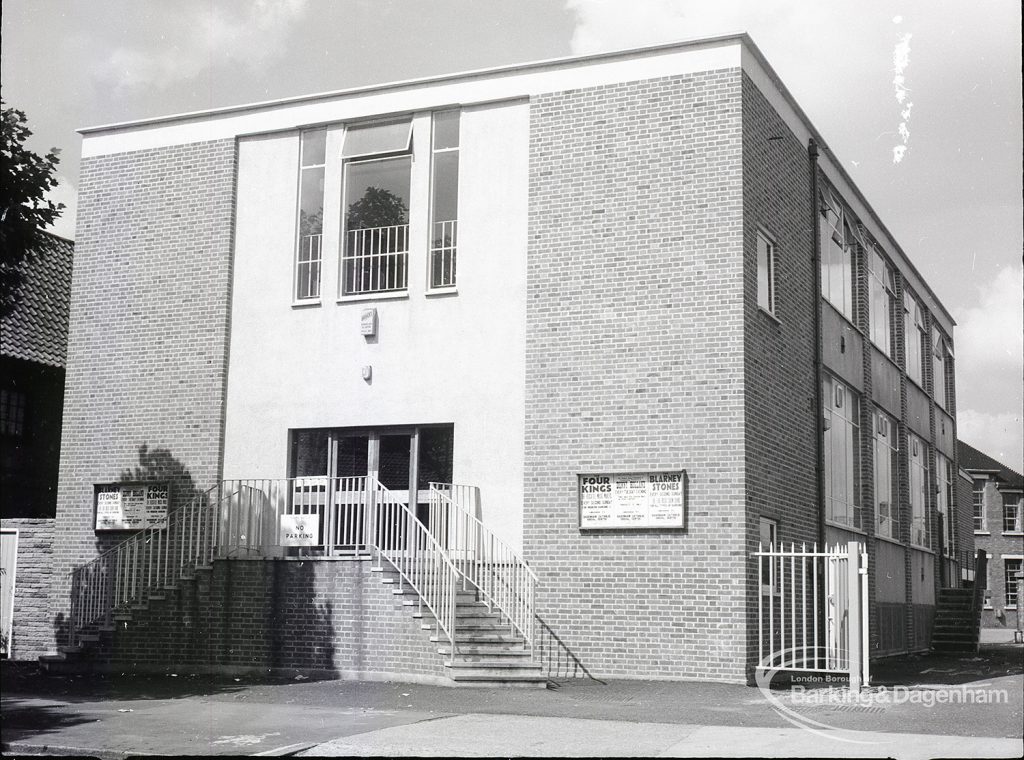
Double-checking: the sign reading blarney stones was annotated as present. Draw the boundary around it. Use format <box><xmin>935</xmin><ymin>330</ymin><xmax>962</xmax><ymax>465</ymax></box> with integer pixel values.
<box><xmin>578</xmin><ymin>471</ymin><xmax>684</xmax><ymax>529</ymax></box>
<box><xmin>94</xmin><ymin>482</ymin><xmax>170</xmax><ymax>531</ymax></box>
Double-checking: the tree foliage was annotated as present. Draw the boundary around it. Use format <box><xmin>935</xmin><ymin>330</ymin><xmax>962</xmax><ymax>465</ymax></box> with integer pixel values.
<box><xmin>1</xmin><ymin>100</ymin><xmax>64</xmax><ymax>316</ymax></box>
<box><xmin>346</xmin><ymin>186</ymin><xmax>408</xmax><ymax>231</ymax></box>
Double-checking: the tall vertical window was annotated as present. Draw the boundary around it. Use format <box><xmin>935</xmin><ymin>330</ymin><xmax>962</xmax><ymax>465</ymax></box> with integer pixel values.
<box><xmin>932</xmin><ymin>328</ymin><xmax>952</xmax><ymax>409</ymax></box>
<box><xmin>908</xmin><ymin>432</ymin><xmax>930</xmax><ymax>548</ymax></box>
<box><xmin>823</xmin><ymin>375</ymin><xmax>861</xmax><ymax>529</ymax></box>
<box><xmin>340</xmin><ymin>118</ymin><xmax>413</xmax><ymax>296</ymax></box>
<box><xmin>820</xmin><ymin>192</ymin><xmax>855</xmax><ymax>321</ymax></box>
<box><xmin>1004</xmin><ymin>493</ymin><xmax>1023</xmax><ymax>533</ymax></box>
<box><xmin>873</xmin><ymin>410</ymin><xmax>899</xmax><ymax>539</ymax></box>
<box><xmin>0</xmin><ymin>389</ymin><xmax>27</xmax><ymax>437</ymax></box>
<box><xmin>868</xmin><ymin>248</ymin><xmax>896</xmax><ymax>357</ymax></box>
<box><xmin>1005</xmin><ymin>558</ymin><xmax>1023</xmax><ymax>608</ymax></box>
<box><xmin>294</xmin><ymin>128</ymin><xmax>326</xmax><ymax>301</ymax></box>
<box><xmin>973</xmin><ymin>480</ymin><xmax>987</xmax><ymax>531</ymax></box>
<box><xmin>903</xmin><ymin>292</ymin><xmax>927</xmax><ymax>386</ymax></box>
<box><xmin>759</xmin><ymin>517</ymin><xmax>779</xmax><ymax>595</ymax></box>
<box><xmin>429</xmin><ymin>110</ymin><xmax>460</xmax><ymax>290</ymax></box>
<box><xmin>756</xmin><ymin>231</ymin><xmax>776</xmax><ymax>314</ymax></box>
<box><xmin>935</xmin><ymin>452</ymin><xmax>955</xmax><ymax>556</ymax></box>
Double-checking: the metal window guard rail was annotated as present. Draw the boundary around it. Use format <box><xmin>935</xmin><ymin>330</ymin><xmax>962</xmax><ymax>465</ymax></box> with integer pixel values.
<box><xmin>427</xmin><ymin>482</ymin><xmax>538</xmax><ymax>657</ymax></box>
<box><xmin>343</xmin><ymin>224</ymin><xmax>409</xmax><ymax>294</ymax></box>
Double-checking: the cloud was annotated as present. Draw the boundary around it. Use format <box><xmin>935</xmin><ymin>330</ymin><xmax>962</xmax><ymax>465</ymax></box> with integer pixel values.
<box><xmin>954</xmin><ymin>264</ymin><xmax>1024</xmax><ymax>468</ymax></box>
<box><xmin>94</xmin><ymin>0</ymin><xmax>309</xmax><ymax>94</ymax></box>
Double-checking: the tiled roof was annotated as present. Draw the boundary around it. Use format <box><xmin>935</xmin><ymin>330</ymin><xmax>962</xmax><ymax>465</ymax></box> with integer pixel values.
<box><xmin>958</xmin><ymin>440</ymin><xmax>1024</xmax><ymax>489</ymax></box>
<box><xmin>1</xmin><ymin>231</ymin><xmax>74</xmax><ymax>368</ymax></box>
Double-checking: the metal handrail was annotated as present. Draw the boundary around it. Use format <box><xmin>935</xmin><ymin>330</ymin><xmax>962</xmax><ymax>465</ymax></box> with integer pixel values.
<box><xmin>427</xmin><ymin>482</ymin><xmax>537</xmax><ymax>656</ymax></box>
<box><xmin>68</xmin><ymin>484</ymin><xmax>221</xmax><ymax>645</ymax></box>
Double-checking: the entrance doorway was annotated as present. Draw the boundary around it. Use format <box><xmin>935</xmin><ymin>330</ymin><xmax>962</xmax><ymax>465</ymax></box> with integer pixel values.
<box><xmin>290</xmin><ymin>424</ymin><xmax>453</xmax><ymax>528</ymax></box>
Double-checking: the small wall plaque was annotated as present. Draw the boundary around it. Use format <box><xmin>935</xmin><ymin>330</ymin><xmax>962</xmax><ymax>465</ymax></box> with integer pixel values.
<box><xmin>360</xmin><ymin>308</ymin><xmax>377</xmax><ymax>337</ymax></box>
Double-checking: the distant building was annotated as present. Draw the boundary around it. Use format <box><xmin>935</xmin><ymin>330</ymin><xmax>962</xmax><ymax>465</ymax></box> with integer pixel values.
<box><xmin>1</xmin><ymin>230</ymin><xmax>73</xmax><ymax>658</ymax></box>
<box><xmin>49</xmin><ymin>35</ymin><xmax>967</xmax><ymax>683</ymax></box>
<box><xmin>960</xmin><ymin>440</ymin><xmax>1024</xmax><ymax>629</ymax></box>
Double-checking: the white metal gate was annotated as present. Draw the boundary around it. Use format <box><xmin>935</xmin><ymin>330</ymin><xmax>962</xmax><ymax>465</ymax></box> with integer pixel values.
<box><xmin>754</xmin><ymin>541</ymin><xmax>869</xmax><ymax>690</ymax></box>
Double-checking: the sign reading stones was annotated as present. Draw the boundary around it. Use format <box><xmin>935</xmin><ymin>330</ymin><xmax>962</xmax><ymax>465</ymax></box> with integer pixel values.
<box><xmin>578</xmin><ymin>471</ymin><xmax>684</xmax><ymax>529</ymax></box>
<box><xmin>280</xmin><ymin>513</ymin><xmax>320</xmax><ymax>547</ymax></box>
<box><xmin>94</xmin><ymin>482</ymin><xmax>170</xmax><ymax>531</ymax></box>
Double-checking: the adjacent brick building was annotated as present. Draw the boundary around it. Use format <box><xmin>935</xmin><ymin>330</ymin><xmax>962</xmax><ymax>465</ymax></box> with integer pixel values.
<box><xmin>51</xmin><ymin>35</ymin><xmax>967</xmax><ymax>682</ymax></box>
<box><xmin>960</xmin><ymin>440</ymin><xmax>1024</xmax><ymax>629</ymax></box>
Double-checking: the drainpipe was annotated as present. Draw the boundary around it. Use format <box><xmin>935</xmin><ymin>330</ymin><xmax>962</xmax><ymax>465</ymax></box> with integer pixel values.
<box><xmin>809</xmin><ymin>138</ymin><xmax>826</xmax><ymax>551</ymax></box>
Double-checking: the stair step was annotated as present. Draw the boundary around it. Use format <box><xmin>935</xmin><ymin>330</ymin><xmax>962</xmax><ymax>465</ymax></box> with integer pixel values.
<box><xmin>432</xmin><ymin>633</ymin><xmax>524</xmax><ymax>644</ymax></box>
<box><xmin>438</xmin><ymin>645</ymin><xmax>531</xmax><ymax>656</ymax></box>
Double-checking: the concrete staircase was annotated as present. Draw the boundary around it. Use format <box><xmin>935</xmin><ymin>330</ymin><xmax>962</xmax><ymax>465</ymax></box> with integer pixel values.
<box><xmin>376</xmin><ymin>567</ymin><xmax>547</xmax><ymax>688</ymax></box>
<box><xmin>930</xmin><ymin>587</ymin><xmax>980</xmax><ymax>654</ymax></box>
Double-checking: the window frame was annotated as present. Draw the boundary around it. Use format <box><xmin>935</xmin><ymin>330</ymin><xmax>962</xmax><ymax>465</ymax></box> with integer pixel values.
<box><xmin>935</xmin><ymin>451</ymin><xmax>955</xmax><ymax>556</ymax></box>
<box><xmin>756</xmin><ymin>229</ymin><xmax>777</xmax><ymax>317</ymax></box>
<box><xmin>759</xmin><ymin>517</ymin><xmax>779</xmax><ymax>596</ymax></box>
<box><xmin>1003</xmin><ymin>556</ymin><xmax>1023</xmax><ymax>609</ymax></box>
<box><xmin>903</xmin><ymin>291</ymin><xmax>927</xmax><ymax>387</ymax></box>
<box><xmin>868</xmin><ymin>247</ymin><xmax>896</xmax><ymax>358</ymax></box>
<box><xmin>427</xmin><ymin>109</ymin><xmax>461</xmax><ymax>294</ymax></box>
<box><xmin>873</xmin><ymin>409</ymin><xmax>900</xmax><ymax>540</ymax></box>
<box><xmin>973</xmin><ymin>480</ymin><xmax>987</xmax><ymax>532</ymax></box>
<box><xmin>819</xmin><ymin>192</ymin><xmax>855</xmax><ymax>322</ymax></box>
<box><xmin>1003</xmin><ymin>492</ymin><xmax>1023</xmax><ymax>534</ymax></box>
<box><xmin>293</xmin><ymin>127</ymin><xmax>327</xmax><ymax>304</ymax></box>
<box><xmin>908</xmin><ymin>431</ymin><xmax>931</xmax><ymax>549</ymax></box>
<box><xmin>822</xmin><ymin>374</ymin><xmax>862</xmax><ymax>530</ymax></box>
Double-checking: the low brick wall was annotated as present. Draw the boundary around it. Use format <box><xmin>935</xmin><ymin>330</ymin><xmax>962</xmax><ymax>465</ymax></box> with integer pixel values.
<box><xmin>81</xmin><ymin>558</ymin><xmax>449</xmax><ymax>683</ymax></box>
<box><xmin>1</xmin><ymin>518</ymin><xmax>56</xmax><ymax>660</ymax></box>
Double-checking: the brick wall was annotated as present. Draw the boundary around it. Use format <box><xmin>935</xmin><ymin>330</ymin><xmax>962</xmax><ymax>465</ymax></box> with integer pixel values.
<box><xmin>78</xmin><ymin>558</ymin><xmax>448</xmax><ymax>682</ymax></box>
<box><xmin>53</xmin><ymin>139</ymin><xmax>238</xmax><ymax>641</ymax></box>
<box><xmin>1</xmin><ymin>518</ymin><xmax>55</xmax><ymax>659</ymax></box>
<box><xmin>524</xmin><ymin>70</ymin><xmax>748</xmax><ymax>682</ymax></box>
<box><xmin>740</xmin><ymin>74</ymin><xmax>818</xmax><ymax>671</ymax></box>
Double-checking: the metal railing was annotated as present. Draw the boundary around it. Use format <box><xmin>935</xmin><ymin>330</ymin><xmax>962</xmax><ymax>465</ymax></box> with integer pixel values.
<box><xmin>69</xmin><ymin>485</ymin><xmax>221</xmax><ymax>645</ymax></box>
<box><xmin>430</xmin><ymin>219</ymin><xmax>457</xmax><ymax>288</ymax></box>
<box><xmin>753</xmin><ymin>541</ymin><xmax>869</xmax><ymax>690</ymax></box>
<box><xmin>295</xmin><ymin>233</ymin><xmax>322</xmax><ymax>300</ymax></box>
<box><xmin>342</xmin><ymin>224</ymin><xmax>409</xmax><ymax>295</ymax></box>
<box><xmin>427</xmin><ymin>482</ymin><xmax>538</xmax><ymax>656</ymax></box>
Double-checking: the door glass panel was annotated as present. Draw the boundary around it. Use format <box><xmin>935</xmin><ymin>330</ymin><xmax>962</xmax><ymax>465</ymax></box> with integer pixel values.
<box><xmin>417</xmin><ymin>426</ymin><xmax>454</xmax><ymax>489</ymax></box>
<box><xmin>335</xmin><ymin>436</ymin><xmax>369</xmax><ymax>478</ymax></box>
<box><xmin>292</xmin><ymin>430</ymin><xmax>328</xmax><ymax>476</ymax></box>
<box><xmin>378</xmin><ymin>435</ymin><xmax>411</xmax><ymax>491</ymax></box>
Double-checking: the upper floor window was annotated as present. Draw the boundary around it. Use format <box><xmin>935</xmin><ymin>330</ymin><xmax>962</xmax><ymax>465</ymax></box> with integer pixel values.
<box><xmin>903</xmin><ymin>291</ymin><xmax>927</xmax><ymax>387</ymax></box>
<box><xmin>820</xmin><ymin>193</ymin><xmax>855</xmax><ymax>321</ymax></box>
<box><xmin>932</xmin><ymin>328</ymin><xmax>953</xmax><ymax>409</ymax></box>
<box><xmin>908</xmin><ymin>431</ymin><xmax>930</xmax><ymax>548</ymax></box>
<box><xmin>340</xmin><ymin>118</ymin><xmax>413</xmax><ymax>297</ymax></box>
<box><xmin>294</xmin><ymin>128</ymin><xmax>326</xmax><ymax>302</ymax></box>
<box><xmin>756</xmin><ymin>231</ymin><xmax>776</xmax><ymax>315</ymax></box>
<box><xmin>873</xmin><ymin>410</ymin><xmax>899</xmax><ymax>540</ymax></box>
<box><xmin>935</xmin><ymin>452</ymin><xmax>955</xmax><ymax>556</ymax></box>
<box><xmin>973</xmin><ymin>480</ymin><xmax>987</xmax><ymax>531</ymax></box>
<box><xmin>430</xmin><ymin>110</ymin><xmax>460</xmax><ymax>290</ymax></box>
<box><xmin>823</xmin><ymin>375</ymin><xmax>861</xmax><ymax>529</ymax></box>
<box><xmin>868</xmin><ymin>248</ymin><xmax>896</xmax><ymax>358</ymax></box>
<box><xmin>1004</xmin><ymin>493</ymin><xmax>1023</xmax><ymax>534</ymax></box>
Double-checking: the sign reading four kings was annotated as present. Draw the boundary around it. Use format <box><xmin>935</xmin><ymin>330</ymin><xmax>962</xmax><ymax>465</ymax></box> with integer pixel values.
<box><xmin>94</xmin><ymin>483</ymin><xmax>170</xmax><ymax>531</ymax></box>
<box><xmin>578</xmin><ymin>471</ymin><xmax>684</xmax><ymax>529</ymax></box>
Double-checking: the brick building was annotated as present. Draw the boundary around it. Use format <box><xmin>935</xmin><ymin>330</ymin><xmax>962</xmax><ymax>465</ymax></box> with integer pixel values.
<box><xmin>50</xmin><ymin>35</ymin><xmax>968</xmax><ymax>683</ymax></box>
<box><xmin>960</xmin><ymin>440</ymin><xmax>1024</xmax><ymax>629</ymax></box>
<box><xmin>1</xmin><ymin>230</ymin><xmax>73</xmax><ymax>659</ymax></box>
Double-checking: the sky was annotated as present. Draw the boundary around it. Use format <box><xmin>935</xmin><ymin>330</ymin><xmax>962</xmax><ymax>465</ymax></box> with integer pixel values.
<box><xmin>3</xmin><ymin>0</ymin><xmax>1021</xmax><ymax>469</ymax></box>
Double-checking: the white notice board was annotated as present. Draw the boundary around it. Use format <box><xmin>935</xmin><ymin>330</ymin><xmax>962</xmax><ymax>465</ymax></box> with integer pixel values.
<box><xmin>578</xmin><ymin>471</ymin><xmax>684</xmax><ymax>529</ymax></box>
<box><xmin>94</xmin><ymin>482</ymin><xmax>170</xmax><ymax>531</ymax></box>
